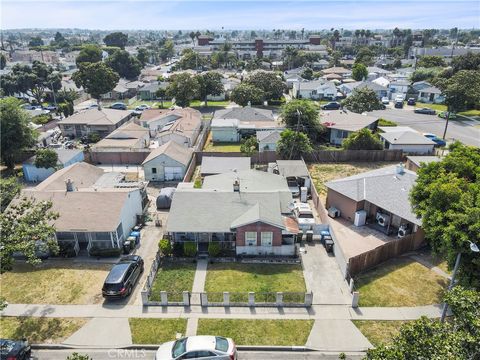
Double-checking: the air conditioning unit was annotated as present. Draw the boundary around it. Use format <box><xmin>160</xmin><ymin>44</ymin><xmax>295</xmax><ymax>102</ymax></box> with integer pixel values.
<box><xmin>328</xmin><ymin>207</ymin><xmax>340</xmax><ymax>218</ymax></box>
<box><xmin>376</xmin><ymin>212</ymin><xmax>390</xmax><ymax>227</ymax></box>
<box><xmin>398</xmin><ymin>224</ymin><xmax>409</xmax><ymax>238</ymax></box>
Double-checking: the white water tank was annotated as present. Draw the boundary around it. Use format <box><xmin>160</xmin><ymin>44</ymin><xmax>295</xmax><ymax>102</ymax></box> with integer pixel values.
<box><xmin>300</xmin><ymin>187</ymin><xmax>308</xmax><ymax>202</ymax></box>
<box><xmin>354</xmin><ymin>210</ymin><xmax>367</xmax><ymax>226</ymax></box>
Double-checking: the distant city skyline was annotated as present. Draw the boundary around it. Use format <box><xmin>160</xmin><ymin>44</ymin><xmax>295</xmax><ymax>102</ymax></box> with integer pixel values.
<box><xmin>1</xmin><ymin>1</ymin><xmax>478</xmax><ymax>31</ymax></box>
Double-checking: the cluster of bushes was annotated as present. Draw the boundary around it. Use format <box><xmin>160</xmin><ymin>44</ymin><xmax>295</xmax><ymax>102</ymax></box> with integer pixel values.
<box><xmin>88</xmin><ymin>246</ymin><xmax>122</xmax><ymax>257</ymax></box>
<box><xmin>32</xmin><ymin>114</ymin><xmax>52</xmax><ymax>125</ymax></box>
<box><xmin>58</xmin><ymin>102</ymin><xmax>74</xmax><ymax>117</ymax></box>
<box><xmin>158</xmin><ymin>238</ymin><xmax>225</xmax><ymax>258</ymax></box>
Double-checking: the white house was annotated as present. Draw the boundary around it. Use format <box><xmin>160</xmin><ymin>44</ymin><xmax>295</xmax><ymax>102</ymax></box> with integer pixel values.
<box><xmin>257</xmin><ymin>130</ymin><xmax>282</xmax><ymax>152</ymax></box>
<box><xmin>142</xmin><ymin>141</ymin><xmax>193</xmax><ymax>181</ymax></box>
<box><xmin>379</xmin><ymin>127</ymin><xmax>435</xmax><ymax>154</ymax></box>
<box><xmin>292</xmin><ymin>80</ymin><xmax>337</xmax><ymax>100</ymax></box>
<box><xmin>23</xmin><ymin>149</ymin><xmax>85</xmax><ymax>183</ymax></box>
<box><xmin>321</xmin><ymin>111</ymin><xmax>379</xmax><ymax>146</ymax></box>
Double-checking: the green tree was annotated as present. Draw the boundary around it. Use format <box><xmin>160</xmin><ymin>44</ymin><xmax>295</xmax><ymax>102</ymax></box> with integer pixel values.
<box><xmin>451</xmin><ymin>52</ymin><xmax>480</xmax><ymax>73</ymax></box>
<box><xmin>281</xmin><ymin>99</ymin><xmax>324</xmax><ymax>141</ymax></box>
<box><xmin>156</xmin><ymin>88</ymin><xmax>167</xmax><ymax>108</ymax></box>
<box><xmin>28</xmin><ymin>36</ymin><xmax>44</xmax><ymax>47</ymax></box>
<box><xmin>230</xmin><ymin>83</ymin><xmax>264</xmax><ymax>107</ymax></box>
<box><xmin>177</xmin><ymin>48</ymin><xmax>206</xmax><ymax>70</ymax></box>
<box><xmin>410</xmin><ymin>67</ymin><xmax>442</xmax><ymax>83</ymax></box>
<box><xmin>105</xmin><ymin>49</ymin><xmax>142</xmax><ymax>80</ymax></box>
<box><xmin>0</xmin><ymin>98</ymin><xmax>37</xmax><ymax>169</ymax></box>
<box><xmin>352</xmin><ymin>63</ymin><xmax>368</xmax><ymax>81</ymax></box>
<box><xmin>301</xmin><ymin>67</ymin><xmax>313</xmax><ymax>80</ymax></box>
<box><xmin>159</xmin><ymin>40</ymin><xmax>175</xmax><ymax>61</ymax></box>
<box><xmin>343</xmin><ymin>87</ymin><xmax>384</xmax><ymax>113</ymax></box>
<box><xmin>158</xmin><ymin>238</ymin><xmax>172</xmax><ymax>257</ymax></box>
<box><xmin>277</xmin><ymin>129</ymin><xmax>313</xmax><ymax>160</ymax></box>
<box><xmin>0</xmin><ymin>53</ymin><xmax>6</xmax><ymax>70</ymax></box>
<box><xmin>355</xmin><ymin>47</ymin><xmax>375</xmax><ymax>66</ymax></box>
<box><xmin>438</xmin><ymin>70</ymin><xmax>480</xmax><ymax>112</ymax></box>
<box><xmin>240</xmin><ymin>136</ymin><xmax>259</xmax><ymax>156</ymax></box>
<box><xmin>342</xmin><ymin>128</ymin><xmax>383</xmax><ymax>150</ymax></box>
<box><xmin>34</xmin><ymin>148</ymin><xmax>58</xmax><ymax>169</ymax></box>
<box><xmin>72</xmin><ymin>62</ymin><xmax>120</xmax><ymax>105</ymax></box>
<box><xmin>196</xmin><ymin>71</ymin><xmax>223</xmax><ymax>106</ymax></box>
<box><xmin>0</xmin><ymin>177</ymin><xmax>21</xmax><ymax>212</ymax></box>
<box><xmin>103</xmin><ymin>32</ymin><xmax>128</xmax><ymax>49</ymax></box>
<box><xmin>0</xmin><ymin>197</ymin><xmax>59</xmax><ymax>272</ymax></box>
<box><xmin>166</xmin><ymin>73</ymin><xmax>199</xmax><ymax>107</ymax></box>
<box><xmin>417</xmin><ymin>55</ymin><xmax>447</xmax><ymax>68</ymax></box>
<box><xmin>366</xmin><ymin>286</ymin><xmax>479</xmax><ymax>359</ymax></box>
<box><xmin>66</xmin><ymin>352</ymin><xmax>92</xmax><ymax>360</ymax></box>
<box><xmin>244</xmin><ymin>70</ymin><xmax>285</xmax><ymax>101</ymax></box>
<box><xmin>136</xmin><ymin>47</ymin><xmax>149</xmax><ymax>66</ymax></box>
<box><xmin>410</xmin><ymin>143</ymin><xmax>480</xmax><ymax>288</ymax></box>
<box><xmin>75</xmin><ymin>44</ymin><xmax>103</xmax><ymax>66</ymax></box>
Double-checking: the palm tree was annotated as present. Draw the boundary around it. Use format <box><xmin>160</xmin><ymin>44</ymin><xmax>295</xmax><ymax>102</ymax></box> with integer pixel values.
<box><xmin>355</xmin><ymin>30</ymin><xmax>361</xmax><ymax>45</ymax></box>
<box><xmin>189</xmin><ymin>31</ymin><xmax>196</xmax><ymax>46</ymax></box>
<box><xmin>221</xmin><ymin>42</ymin><xmax>232</xmax><ymax>68</ymax></box>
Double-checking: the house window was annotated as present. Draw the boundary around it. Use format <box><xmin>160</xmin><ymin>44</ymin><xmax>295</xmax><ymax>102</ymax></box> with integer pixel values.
<box><xmin>152</xmin><ymin>167</ymin><xmax>157</xmax><ymax>174</ymax></box>
<box><xmin>245</xmin><ymin>232</ymin><xmax>257</xmax><ymax>246</ymax></box>
<box><xmin>261</xmin><ymin>232</ymin><xmax>273</xmax><ymax>247</ymax></box>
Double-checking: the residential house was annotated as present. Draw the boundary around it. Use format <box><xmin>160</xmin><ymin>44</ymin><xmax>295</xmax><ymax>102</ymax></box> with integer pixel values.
<box><xmin>58</xmin><ymin>108</ymin><xmax>133</xmax><ymax>138</ymax></box>
<box><xmin>284</xmin><ymin>73</ymin><xmax>303</xmax><ymax>89</ymax></box>
<box><xmin>166</xmin><ymin>170</ymin><xmax>300</xmax><ymax>256</ymax></box>
<box><xmin>269</xmin><ymin>160</ymin><xmax>312</xmax><ymax>191</ymax></box>
<box><xmin>102</xmin><ymin>81</ymin><xmax>129</xmax><ymax>100</ymax></box>
<box><xmin>379</xmin><ymin>126</ymin><xmax>435</xmax><ymax>154</ymax></box>
<box><xmin>211</xmin><ymin>107</ymin><xmax>282</xmax><ymax>142</ymax></box>
<box><xmin>350</xmin><ymin>81</ymin><xmax>389</xmax><ymax>100</ymax></box>
<box><xmin>292</xmin><ymin>80</ymin><xmax>337</xmax><ymax>100</ymax></box>
<box><xmin>321</xmin><ymin>111</ymin><xmax>379</xmax><ymax>146</ymax></box>
<box><xmin>405</xmin><ymin>155</ymin><xmax>443</xmax><ymax>172</ymax></box>
<box><xmin>372</xmin><ymin>76</ymin><xmax>390</xmax><ymax>89</ymax></box>
<box><xmin>200</xmin><ymin>156</ymin><xmax>251</xmax><ymax>176</ymax></box>
<box><xmin>410</xmin><ymin>81</ymin><xmax>445</xmax><ymax>103</ymax></box>
<box><xmin>325</xmin><ymin>165</ymin><xmax>424</xmax><ymax>241</ymax></box>
<box><xmin>137</xmin><ymin>81</ymin><xmax>168</xmax><ymax>101</ymax></box>
<box><xmin>321</xmin><ymin>67</ymin><xmax>351</xmax><ymax>78</ymax></box>
<box><xmin>366</xmin><ymin>66</ymin><xmax>391</xmax><ymax>81</ymax></box>
<box><xmin>142</xmin><ymin>140</ymin><xmax>193</xmax><ymax>181</ymax></box>
<box><xmin>137</xmin><ymin>108</ymin><xmax>201</xmax><ymax>147</ymax></box>
<box><xmin>389</xmin><ymin>79</ymin><xmax>410</xmax><ymax>99</ymax></box>
<box><xmin>23</xmin><ymin>149</ymin><xmax>84</xmax><ymax>182</ymax></box>
<box><xmin>19</xmin><ymin>162</ymin><xmax>147</xmax><ymax>255</ymax></box>
<box><xmin>257</xmin><ymin>130</ymin><xmax>282</xmax><ymax>152</ymax></box>
<box><xmin>312</xmin><ymin>60</ymin><xmax>329</xmax><ymax>70</ymax></box>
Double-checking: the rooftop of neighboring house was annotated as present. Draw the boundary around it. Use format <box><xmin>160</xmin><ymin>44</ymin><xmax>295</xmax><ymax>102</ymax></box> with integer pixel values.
<box><xmin>23</xmin><ymin>149</ymin><xmax>83</xmax><ymax>167</ymax></box>
<box><xmin>322</xmin><ymin>66</ymin><xmax>351</xmax><ymax>74</ymax></box>
<box><xmin>58</xmin><ymin>108</ymin><xmax>131</xmax><ymax>126</ymax></box>
<box><xmin>379</xmin><ymin>130</ymin><xmax>436</xmax><ymax>145</ymax></box>
<box><xmin>326</xmin><ymin>165</ymin><xmax>422</xmax><ymax>225</ymax></box>
<box><xmin>139</xmin><ymin>108</ymin><xmax>201</xmax><ymax>141</ymax></box>
<box><xmin>353</xmin><ymin>81</ymin><xmax>388</xmax><ymax>92</ymax></box>
<box><xmin>256</xmin><ymin>129</ymin><xmax>282</xmax><ymax>143</ymax></box>
<box><xmin>237</xmin><ymin>120</ymin><xmax>283</xmax><ymax>130</ymax></box>
<box><xmin>201</xmin><ymin>156</ymin><xmax>251</xmax><ymax>175</ymax></box>
<box><xmin>294</xmin><ymin>79</ymin><xmax>336</xmax><ymax>91</ymax></box>
<box><xmin>418</xmin><ymin>86</ymin><xmax>442</xmax><ymax>94</ymax></box>
<box><xmin>92</xmin><ymin>122</ymin><xmax>150</xmax><ymax>149</ymax></box>
<box><xmin>406</xmin><ymin>155</ymin><xmax>443</xmax><ymax>168</ymax></box>
<box><xmin>273</xmin><ymin>160</ymin><xmax>309</xmax><ymax>178</ymax></box>
<box><xmin>140</xmin><ymin>81</ymin><xmax>168</xmax><ymax>92</ymax></box>
<box><xmin>142</xmin><ymin>140</ymin><xmax>193</xmax><ymax>166</ymax></box>
<box><xmin>367</xmin><ymin>66</ymin><xmax>392</xmax><ymax>75</ymax></box>
<box><xmin>321</xmin><ymin>110</ymin><xmax>378</xmax><ymax>132</ymax></box>
<box><xmin>213</xmin><ymin>106</ymin><xmax>275</xmax><ymax>122</ymax></box>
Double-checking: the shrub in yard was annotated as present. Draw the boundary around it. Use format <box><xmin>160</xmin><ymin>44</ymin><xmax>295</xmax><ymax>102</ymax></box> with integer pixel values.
<box><xmin>58</xmin><ymin>242</ymin><xmax>77</xmax><ymax>257</ymax></box>
<box><xmin>183</xmin><ymin>242</ymin><xmax>197</xmax><ymax>257</ymax></box>
<box><xmin>173</xmin><ymin>242</ymin><xmax>184</xmax><ymax>257</ymax></box>
<box><xmin>88</xmin><ymin>246</ymin><xmax>122</xmax><ymax>257</ymax></box>
<box><xmin>159</xmin><ymin>238</ymin><xmax>172</xmax><ymax>257</ymax></box>
<box><xmin>32</xmin><ymin>114</ymin><xmax>51</xmax><ymax>125</ymax></box>
<box><xmin>208</xmin><ymin>242</ymin><xmax>220</xmax><ymax>257</ymax></box>
<box><xmin>87</xmin><ymin>132</ymin><xmax>101</xmax><ymax>143</ymax></box>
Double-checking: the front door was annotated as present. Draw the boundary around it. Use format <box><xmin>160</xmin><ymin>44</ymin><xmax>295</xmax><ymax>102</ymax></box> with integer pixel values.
<box><xmin>198</xmin><ymin>233</ymin><xmax>209</xmax><ymax>253</ymax></box>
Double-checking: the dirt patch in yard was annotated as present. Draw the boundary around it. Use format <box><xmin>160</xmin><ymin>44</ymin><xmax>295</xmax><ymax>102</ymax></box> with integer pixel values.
<box><xmin>0</xmin><ymin>261</ymin><xmax>111</xmax><ymax>304</ymax></box>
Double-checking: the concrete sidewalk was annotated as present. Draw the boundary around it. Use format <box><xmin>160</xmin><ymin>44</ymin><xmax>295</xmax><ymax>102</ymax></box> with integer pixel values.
<box><xmin>306</xmin><ymin>320</ymin><xmax>372</xmax><ymax>352</ymax></box>
<box><xmin>1</xmin><ymin>303</ymin><xmax>443</xmax><ymax>321</ymax></box>
<box><xmin>63</xmin><ymin>318</ymin><xmax>132</xmax><ymax>347</ymax></box>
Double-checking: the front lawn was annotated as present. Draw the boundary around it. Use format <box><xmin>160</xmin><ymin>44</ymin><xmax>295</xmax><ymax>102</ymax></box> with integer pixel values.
<box><xmin>205</xmin><ymin>263</ymin><xmax>306</xmax><ymax>302</ymax></box>
<box><xmin>353</xmin><ymin>320</ymin><xmax>408</xmax><ymax>347</ymax></box>
<box><xmin>197</xmin><ymin>319</ymin><xmax>313</xmax><ymax>346</ymax></box>
<box><xmin>378</xmin><ymin>118</ymin><xmax>397</xmax><ymax>127</ymax></box>
<box><xmin>129</xmin><ymin>318</ymin><xmax>187</xmax><ymax>344</ymax></box>
<box><xmin>203</xmin><ymin>142</ymin><xmax>242</xmax><ymax>152</ymax></box>
<box><xmin>308</xmin><ymin>162</ymin><xmax>397</xmax><ymax>196</ymax></box>
<box><xmin>0</xmin><ymin>262</ymin><xmax>111</xmax><ymax>304</ymax></box>
<box><xmin>415</xmin><ymin>103</ymin><xmax>447</xmax><ymax>112</ymax></box>
<box><xmin>354</xmin><ymin>257</ymin><xmax>448</xmax><ymax>307</ymax></box>
<box><xmin>0</xmin><ymin>317</ymin><xmax>86</xmax><ymax>343</ymax></box>
<box><xmin>149</xmin><ymin>261</ymin><xmax>196</xmax><ymax>302</ymax></box>
<box><xmin>127</xmin><ymin>100</ymin><xmax>158</xmax><ymax>109</ymax></box>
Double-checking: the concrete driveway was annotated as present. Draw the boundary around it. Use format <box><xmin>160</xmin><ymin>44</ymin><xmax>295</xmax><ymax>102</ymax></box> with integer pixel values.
<box><xmin>369</xmin><ymin>107</ymin><xmax>480</xmax><ymax>147</ymax></box>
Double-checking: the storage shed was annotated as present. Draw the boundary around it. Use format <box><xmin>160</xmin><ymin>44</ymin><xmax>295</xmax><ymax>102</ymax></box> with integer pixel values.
<box><xmin>156</xmin><ymin>187</ymin><xmax>176</xmax><ymax>209</ymax></box>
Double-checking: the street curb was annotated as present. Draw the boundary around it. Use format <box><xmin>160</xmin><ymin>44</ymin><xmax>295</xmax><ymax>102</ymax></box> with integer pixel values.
<box><xmin>31</xmin><ymin>344</ymin><xmax>317</xmax><ymax>351</ymax></box>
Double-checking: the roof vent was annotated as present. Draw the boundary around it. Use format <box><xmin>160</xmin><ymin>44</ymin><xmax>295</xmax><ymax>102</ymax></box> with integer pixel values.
<box><xmin>66</xmin><ymin>178</ymin><xmax>74</xmax><ymax>192</ymax></box>
<box><xmin>233</xmin><ymin>179</ymin><xmax>240</xmax><ymax>192</ymax></box>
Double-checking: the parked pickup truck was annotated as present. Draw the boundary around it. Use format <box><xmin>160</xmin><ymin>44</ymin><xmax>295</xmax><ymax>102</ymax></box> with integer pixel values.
<box><xmin>294</xmin><ymin>203</ymin><xmax>316</xmax><ymax>231</ymax></box>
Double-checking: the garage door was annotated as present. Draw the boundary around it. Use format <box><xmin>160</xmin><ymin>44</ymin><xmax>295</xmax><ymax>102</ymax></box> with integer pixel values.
<box><xmin>165</xmin><ymin>167</ymin><xmax>183</xmax><ymax>181</ymax></box>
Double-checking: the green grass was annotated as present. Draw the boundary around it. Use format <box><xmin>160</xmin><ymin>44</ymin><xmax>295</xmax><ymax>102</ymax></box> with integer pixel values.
<box><xmin>0</xmin><ymin>262</ymin><xmax>110</xmax><ymax>304</ymax></box>
<box><xmin>308</xmin><ymin>162</ymin><xmax>397</xmax><ymax>196</ymax></box>
<box><xmin>205</xmin><ymin>263</ymin><xmax>306</xmax><ymax>302</ymax></box>
<box><xmin>355</xmin><ymin>257</ymin><xmax>448</xmax><ymax>307</ymax></box>
<box><xmin>415</xmin><ymin>103</ymin><xmax>447</xmax><ymax>112</ymax></box>
<box><xmin>190</xmin><ymin>100</ymin><xmax>231</xmax><ymax>108</ymax></box>
<box><xmin>149</xmin><ymin>262</ymin><xmax>196</xmax><ymax>302</ymax></box>
<box><xmin>378</xmin><ymin>118</ymin><xmax>397</xmax><ymax>127</ymax></box>
<box><xmin>129</xmin><ymin>318</ymin><xmax>187</xmax><ymax>344</ymax></box>
<box><xmin>0</xmin><ymin>317</ymin><xmax>87</xmax><ymax>343</ymax></box>
<box><xmin>416</xmin><ymin>247</ymin><xmax>450</xmax><ymax>275</ymax></box>
<box><xmin>458</xmin><ymin>109</ymin><xmax>480</xmax><ymax>117</ymax></box>
<box><xmin>353</xmin><ymin>320</ymin><xmax>408</xmax><ymax>347</ymax></box>
<box><xmin>197</xmin><ymin>319</ymin><xmax>314</xmax><ymax>346</ymax></box>
<box><xmin>192</xmin><ymin>165</ymin><xmax>202</xmax><ymax>188</ymax></box>
<box><xmin>203</xmin><ymin>142</ymin><xmax>242</xmax><ymax>152</ymax></box>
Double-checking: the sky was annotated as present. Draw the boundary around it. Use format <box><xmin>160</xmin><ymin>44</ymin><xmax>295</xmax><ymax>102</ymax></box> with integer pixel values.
<box><xmin>1</xmin><ymin>1</ymin><xmax>479</xmax><ymax>30</ymax></box>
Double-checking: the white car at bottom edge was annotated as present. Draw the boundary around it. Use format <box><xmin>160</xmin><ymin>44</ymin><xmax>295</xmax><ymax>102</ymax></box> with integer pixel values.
<box><xmin>155</xmin><ymin>336</ymin><xmax>237</xmax><ymax>360</ymax></box>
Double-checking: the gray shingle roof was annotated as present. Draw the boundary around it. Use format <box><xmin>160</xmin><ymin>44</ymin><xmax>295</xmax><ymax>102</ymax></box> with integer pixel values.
<box><xmin>142</xmin><ymin>141</ymin><xmax>193</xmax><ymax>166</ymax></box>
<box><xmin>326</xmin><ymin>165</ymin><xmax>422</xmax><ymax>225</ymax></box>
<box><xmin>406</xmin><ymin>156</ymin><xmax>443</xmax><ymax>168</ymax></box>
<box><xmin>380</xmin><ymin>131</ymin><xmax>436</xmax><ymax>145</ymax></box>
<box><xmin>214</xmin><ymin>107</ymin><xmax>274</xmax><ymax>122</ymax></box>
<box><xmin>256</xmin><ymin>130</ymin><xmax>282</xmax><ymax>143</ymax></box>
<box><xmin>274</xmin><ymin>160</ymin><xmax>309</xmax><ymax>178</ymax></box>
<box><xmin>201</xmin><ymin>156</ymin><xmax>251</xmax><ymax>175</ymax></box>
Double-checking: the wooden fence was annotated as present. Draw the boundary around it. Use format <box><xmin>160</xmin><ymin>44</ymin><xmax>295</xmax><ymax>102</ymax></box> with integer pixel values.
<box><xmin>304</xmin><ymin>149</ymin><xmax>403</xmax><ymax>163</ymax></box>
<box><xmin>195</xmin><ymin>150</ymin><xmax>278</xmax><ymax>164</ymax></box>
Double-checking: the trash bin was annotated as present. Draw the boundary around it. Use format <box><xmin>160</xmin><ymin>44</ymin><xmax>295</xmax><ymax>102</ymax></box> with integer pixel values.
<box><xmin>306</xmin><ymin>230</ymin><xmax>314</xmax><ymax>242</ymax></box>
<box><xmin>130</xmin><ymin>231</ymin><xmax>141</xmax><ymax>246</ymax></box>
<box><xmin>325</xmin><ymin>239</ymin><xmax>334</xmax><ymax>253</ymax></box>
<box><xmin>123</xmin><ymin>240</ymin><xmax>132</xmax><ymax>254</ymax></box>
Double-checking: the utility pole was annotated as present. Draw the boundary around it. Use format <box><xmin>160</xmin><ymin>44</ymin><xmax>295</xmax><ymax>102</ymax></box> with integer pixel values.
<box><xmin>442</xmin><ymin>110</ymin><xmax>450</xmax><ymax>140</ymax></box>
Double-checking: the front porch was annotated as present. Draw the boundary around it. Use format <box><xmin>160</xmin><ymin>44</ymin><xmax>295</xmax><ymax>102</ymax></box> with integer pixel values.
<box><xmin>172</xmin><ymin>232</ymin><xmax>236</xmax><ymax>254</ymax></box>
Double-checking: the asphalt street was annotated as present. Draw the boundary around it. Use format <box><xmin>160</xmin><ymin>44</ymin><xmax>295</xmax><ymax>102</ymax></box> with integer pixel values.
<box><xmin>32</xmin><ymin>349</ymin><xmax>365</xmax><ymax>360</ymax></box>
<box><xmin>369</xmin><ymin>107</ymin><xmax>480</xmax><ymax>147</ymax></box>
